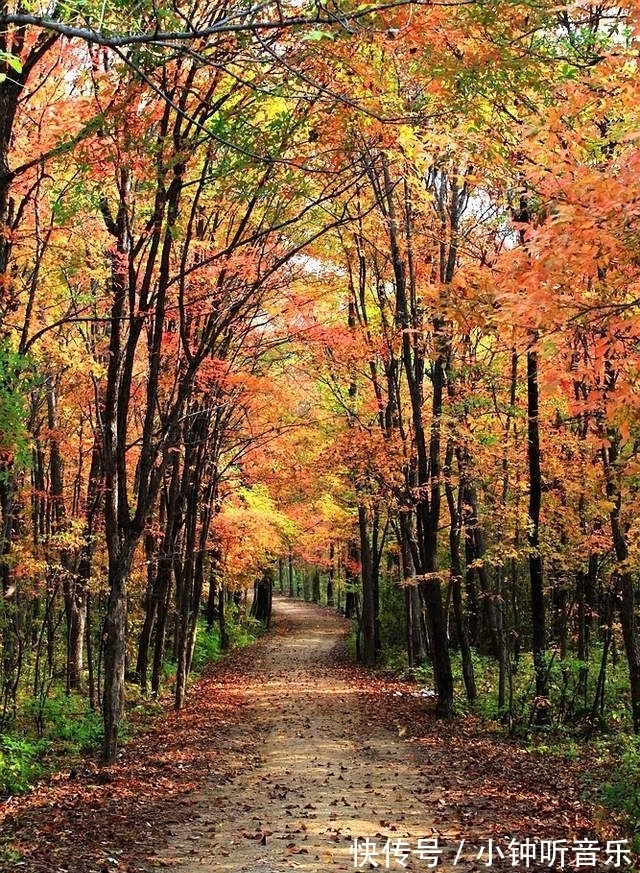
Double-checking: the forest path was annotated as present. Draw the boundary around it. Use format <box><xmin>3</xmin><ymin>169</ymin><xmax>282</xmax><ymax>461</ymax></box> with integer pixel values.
<box><xmin>1</xmin><ymin>596</ymin><xmax>611</xmax><ymax>873</ymax></box>
<box><xmin>158</xmin><ymin>595</ymin><xmax>433</xmax><ymax>873</ymax></box>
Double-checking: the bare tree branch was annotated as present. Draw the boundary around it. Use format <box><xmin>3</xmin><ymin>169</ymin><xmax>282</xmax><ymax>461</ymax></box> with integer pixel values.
<box><xmin>0</xmin><ymin>1</ymin><xmax>471</xmax><ymax>49</ymax></box>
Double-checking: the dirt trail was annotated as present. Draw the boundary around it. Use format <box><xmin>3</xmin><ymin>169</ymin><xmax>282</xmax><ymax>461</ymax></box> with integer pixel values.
<box><xmin>155</xmin><ymin>597</ymin><xmax>607</xmax><ymax>873</ymax></box>
<box><xmin>1</xmin><ymin>596</ymin><xmax>614</xmax><ymax>873</ymax></box>
<box><xmin>159</xmin><ymin>596</ymin><xmax>434</xmax><ymax>873</ymax></box>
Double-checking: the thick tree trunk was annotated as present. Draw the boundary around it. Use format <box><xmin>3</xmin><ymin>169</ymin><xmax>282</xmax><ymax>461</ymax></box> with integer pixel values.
<box><xmin>75</xmin><ymin>432</ymin><xmax>103</xmax><ymax>709</ymax></box>
<box><xmin>174</xmin><ymin>554</ymin><xmax>190</xmax><ymax>710</ymax></box>
<box><xmin>311</xmin><ymin>568</ymin><xmax>321</xmax><ymax>604</ymax></box>
<box><xmin>175</xmin><ymin>465</ymin><xmax>198</xmax><ymax>709</ymax></box>
<box><xmin>251</xmin><ymin>567</ymin><xmax>274</xmax><ymax>626</ymax></box>
<box><xmin>288</xmin><ymin>552</ymin><xmax>295</xmax><ymax>598</ymax></box>
<box><xmin>102</xmin><ymin>552</ymin><xmax>132</xmax><ymax>763</ymax></box>
<box><xmin>205</xmin><ymin>575</ymin><xmax>217</xmax><ymax>632</ymax></box>
<box><xmin>462</xmin><ymin>482</ymin><xmax>510</xmax><ymax>706</ymax></box>
<box><xmin>463</xmin><ymin>540</ymin><xmax>480</xmax><ymax>646</ymax></box>
<box><xmin>218</xmin><ymin>583</ymin><xmax>229</xmax><ymax>650</ymax></box>
<box><xmin>136</xmin><ymin>537</ymin><xmax>158</xmax><ymax>693</ymax></box>
<box><xmin>344</xmin><ymin>539</ymin><xmax>359</xmax><ymax>620</ymax></box>
<box><xmin>0</xmin><ymin>38</ymin><xmax>25</xmax><ymax>315</ymax></box>
<box><xmin>397</xmin><ymin>503</ymin><xmax>429</xmax><ymax>669</ymax></box>
<box><xmin>151</xmin><ymin>557</ymin><xmax>174</xmax><ymax>697</ymax></box>
<box><xmin>65</xmin><ymin>593</ymin><xmax>86</xmax><ymax>691</ymax></box>
<box><xmin>326</xmin><ymin>543</ymin><xmax>335</xmax><ymax>607</ymax></box>
<box><xmin>358</xmin><ymin>505</ymin><xmax>377</xmax><ymax>666</ymax></box>
<box><xmin>379</xmin><ymin>155</ymin><xmax>453</xmax><ymax>714</ymax></box>
<box><xmin>205</xmin><ymin>546</ymin><xmax>221</xmax><ymax>632</ymax></box>
<box><xmin>444</xmin><ymin>441</ymin><xmax>476</xmax><ymax>702</ymax></box>
<box><xmin>604</xmin><ymin>430</ymin><xmax>640</xmax><ymax>732</ymax></box>
<box><xmin>527</xmin><ymin>349</ymin><xmax>549</xmax><ymax>719</ymax></box>
<box><xmin>85</xmin><ymin>592</ymin><xmax>96</xmax><ymax>709</ymax></box>
<box><xmin>419</xmin><ymin>347</ymin><xmax>453</xmax><ymax>718</ymax></box>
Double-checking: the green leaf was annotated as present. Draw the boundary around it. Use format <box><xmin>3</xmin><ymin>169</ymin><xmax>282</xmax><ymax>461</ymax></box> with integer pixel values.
<box><xmin>0</xmin><ymin>50</ymin><xmax>23</xmax><ymax>74</ymax></box>
<box><xmin>302</xmin><ymin>29</ymin><xmax>335</xmax><ymax>41</ymax></box>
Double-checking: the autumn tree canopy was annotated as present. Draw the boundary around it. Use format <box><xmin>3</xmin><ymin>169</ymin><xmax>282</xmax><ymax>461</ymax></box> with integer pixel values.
<box><xmin>2</xmin><ymin>0</ymin><xmax>640</xmax><ymax>762</ymax></box>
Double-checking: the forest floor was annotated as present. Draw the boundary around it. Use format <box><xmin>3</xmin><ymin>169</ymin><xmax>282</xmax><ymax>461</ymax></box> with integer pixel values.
<box><xmin>0</xmin><ymin>596</ymin><xmax>628</xmax><ymax>873</ymax></box>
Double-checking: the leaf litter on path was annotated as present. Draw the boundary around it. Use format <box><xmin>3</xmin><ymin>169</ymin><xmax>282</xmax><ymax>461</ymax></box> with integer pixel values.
<box><xmin>0</xmin><ymin>596</ymin><xmax>627</xmax><ymax>872</ymax></box>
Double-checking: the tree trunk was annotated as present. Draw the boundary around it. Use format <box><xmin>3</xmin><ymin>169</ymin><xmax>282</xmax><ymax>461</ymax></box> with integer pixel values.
<box><xmin>358</xmin><ymin>505</ymin><xmax>377</xmax><ymax>666</ymax></box>
<box><xmin>136</xmin><ymin>555</ymin><xmax>157</xmax><ymax>692</ymax></box>
<box><xmin>218</xmin><ymin>583</ymin><xmax>229</xmax><ymax>651</ymax></box>
<box><xmin>251</xmin><ymin>567</ymin><xmax>274</xmax><ymax>626</ymax></box>
<box><xmin>344</xmin><ymin>539</ymin><xmax>359</xmax><ymax>619</ymax></box>
<box><xmin>378</xmin><ymin>155</ymin><xmax>453</xmax><ymax>714</ymax></box>
<box><xmin>288</xmin><ymin>552</ymin><xmax>295</xmax><ymax>598</ymax></box>
<box><xmin>102</xmin><ymin>552</ymin><xmax>131</xmax><ymax>764</ymax></box>
<box><xmin>604</xmin><ymin>429</ymin><xmax>640</xmax><ymax>732</ymax></box>
<box><xmin>444</xmin><ymin>440</ymin><xmax>476</xmax><ymax>702</ymax></box>
<box><xmin>311</xmin><ymin>568</ymin><xmax>321</xmax><ymax>604</ymax></box>
<box><xmin>151</xmin><ymin>557</ymin><xmax>174</xmax><ymax>697</ymax></box>
<box><xmin>527</xmin><ymin>348</ymin><xmax>549</xmax><ymax>720</ymax></box>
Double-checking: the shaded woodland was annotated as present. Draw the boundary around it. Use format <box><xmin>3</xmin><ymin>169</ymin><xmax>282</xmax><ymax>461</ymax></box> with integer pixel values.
<box><xmin>1</xmin><ymin>0</ymin><xmax>640</xmax><ymax>787</ymax></box>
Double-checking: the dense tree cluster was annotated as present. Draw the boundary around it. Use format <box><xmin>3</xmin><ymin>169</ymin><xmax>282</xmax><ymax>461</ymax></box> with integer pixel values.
<box><xmin>2</xmin><ymin>0</ymin><xmax>640</xmax><ymax>761</ymax></box>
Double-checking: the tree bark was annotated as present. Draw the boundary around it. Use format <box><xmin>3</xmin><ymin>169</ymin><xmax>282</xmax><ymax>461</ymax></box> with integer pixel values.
<box><xmin>444</xmin><ymin>440</ymin><xmax>476</xmax><ymax>702</ymax></box>
<box><xmin>527</xmin><ymin>348</ymin><xmax>549</xmax><ymax>719</ymax></box>
<box><xmin>358</xmin><ymin>504</ymin><xmax>377</xmax><ymax>666</ymax></box>
<box><xmin>251</xmin><ymin>567</ymin><xmax>274</xmax><ymax>626</ymax></box>
<box><xmin>604</xmin><ymin>429</ymin><xmax>640</xmax><ymax>731</ymax></box>
<box><xmin>102</xmin><ymin>549</ymin><xmax>133</xmax><ymax>763</ymax></box>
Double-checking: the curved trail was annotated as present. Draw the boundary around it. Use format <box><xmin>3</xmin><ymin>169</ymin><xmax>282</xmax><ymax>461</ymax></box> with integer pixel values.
<box><xmin>1</xmin><ymin>595</ymin><xmax>610</xmax><ymax>873</ymax></box>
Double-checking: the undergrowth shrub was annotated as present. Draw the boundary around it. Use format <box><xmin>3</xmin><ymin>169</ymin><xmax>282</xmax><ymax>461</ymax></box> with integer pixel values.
<box><xmin>25</xmin><ymin>692</ymin><xmax>104</xmax><ymax>752</ymax></box>
<box><xmin>224</xmin><ymin>604</ymin><xmax>262</xmax><ymax>649</ymax></box>
<box><xmin>190</xmin><ymin>622</ymin><xmax>222</xmax><ymax>674</ymax></box>
<box><xmin>0</xmin><ymin>735</ymin><xmax>43</xmax><ymax>796</ymax></box>
<box><xmin>600</xmin><ymin>736</ymin><xmax>640</xmax><ymax>851</ymax></box>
